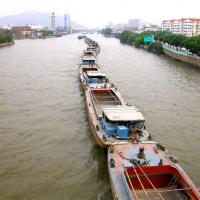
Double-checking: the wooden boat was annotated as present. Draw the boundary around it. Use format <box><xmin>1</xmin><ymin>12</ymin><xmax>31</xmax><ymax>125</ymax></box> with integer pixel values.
<box><xmin>84</xmin><ymin>38</ymin><xmax>100</xmax><ymax>54</ymax></box>
<box><xmin>85</xmin><ymin>87</ymin><xmax>148</xmax><ymax>148</ymax></box>
<box><xmin>92</xmin><ymin>43</ymin><xmax>100</xmax><ymax>53</ymax></box>
<box><xmin>85</xmin><ymin>37</ymin><xmax>92</xmax><ymax>45</ymax></box>
<box><xmin>90</xmin><ymin>41</ymin><xmax>100</xmax><ymax>49</ymax></box>
<box><xmin>107</xmin><ymin>141</ymin><xmax>200</xmax><ymax>200</ymax></box>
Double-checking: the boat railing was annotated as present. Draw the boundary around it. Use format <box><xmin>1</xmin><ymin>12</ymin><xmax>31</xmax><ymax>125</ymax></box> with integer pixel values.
<box><xmin>89</xmin><ymin>89</ymin><xmax>99</xmax><ymax>119</ymax></box>
<box><xmin>107</xmin><ymin>90</ymin><xmax>120</xmax><ymax>104</ymax></box>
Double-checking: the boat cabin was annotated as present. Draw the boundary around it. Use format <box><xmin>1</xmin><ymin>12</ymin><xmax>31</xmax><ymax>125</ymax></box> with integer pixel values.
<box><xmin>92</xmin><ymin>43</ymin><xmax>99</xmax><ymax>48</ymax></box>
<box><xmin>83</xmin><ymin>71</ymin><xmax>108</xmax><ymax>84</ymax></box>
<box><xmin>80</xmin><ymin>56</ymin><xmax>97</xmax><ymax>66</ymax></box>
<box><xmin>82</xmin><ymin>50</ymin><xmax>96</xmax><ymax>57</ymax></box>
<box><xmin>87</xmin><ymin>47</ymin><xmax>96</xmax><ymax>51</ymax></box>
<box><xmin>82</xmin><ymin>67</ymin><xmax>99</xmax><ymax>72</ymax></box>
<box><xmin>101</xmin><ymin>105</ymin><xmax>145</xmax><ymax>139</ymax></box>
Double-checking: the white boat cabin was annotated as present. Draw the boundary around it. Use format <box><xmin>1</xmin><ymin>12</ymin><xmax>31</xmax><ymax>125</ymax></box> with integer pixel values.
<box><xmin>101</xmin><ymin>105</ymin><xmax>145</xmax><ymax>139</ymax></box>
<box><xmin>82</xmin><ymin>50</ymin><xmax>96</xmax><ymax>57</ymax></box>
<box><xmin>87</xmin><ymin>47</ymin><xmax>96</xmax><ymax>51</ymax></box>
<box><xmin>80</xmin><ymin>56</ymin><xmax>97</xmax><ymax>66</ymax></box>
<box><xmin>84</xmin><ymin>71</ymin><xmax>108</xmax><ymax>84</ymax></box>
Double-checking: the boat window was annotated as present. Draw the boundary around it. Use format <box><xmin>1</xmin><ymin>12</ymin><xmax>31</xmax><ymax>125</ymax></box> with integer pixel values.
<box><xmin>109</xmin><ymin>120</ymin><xmax>115</xmax><ymax>124</ymax></box>
<box><xmin>116</xmin><ymin>121</ymin><xmax>127</xmax><ymax>126</ymax></box>
<box><xmin>128</xmin><ymin>121</ymin><xmax>144</xmax><ymax>129</ymax></box>
<box><xmin>105</xmin><ymin>116</ymin><xmax>109</xmax><ymax>123</ymax></box>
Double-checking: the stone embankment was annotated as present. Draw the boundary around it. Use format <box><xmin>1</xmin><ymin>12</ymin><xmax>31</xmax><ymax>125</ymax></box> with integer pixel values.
<box><xmin>0</xmin><ymin>41</ymin><xmax>15</xmax><ymax>48</ymax></box>
<box><xmin>162</xmin><ymin>45</ymin><xmax>200</xmax><ymax>67</ymax></box>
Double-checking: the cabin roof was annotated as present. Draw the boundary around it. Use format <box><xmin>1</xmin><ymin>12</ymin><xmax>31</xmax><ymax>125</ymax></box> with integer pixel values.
<box><xmin>83</xmin><ymin>50</ymin><xmax>95</xmax><ymax>54</ymax></box>
<box><xmin>82</xmin><ymin>56</ymin><xmax>96</xmax><ymax>61</ymax></box>
<box><xmin>86</xmin><ymin>71</ymin><xmax>106</xmax><ymax>77</ymax></box>
<box><xmin>102</xmin><ymin>105</ymin><xmax>144</xmax><ymax>121</ymax></box>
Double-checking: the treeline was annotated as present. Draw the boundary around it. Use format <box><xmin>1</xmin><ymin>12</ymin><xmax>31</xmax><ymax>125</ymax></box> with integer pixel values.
<box><xmin>120</xmin><ymin>30</ymin><xmax>163</xmax><ymax>54</ymax></box>
<box><xmin>40</xmin><ymin>30</ymin><xmax>53</xmax><ymax>37</ymax></box>
<box><xmin>120</xmin><ymin>30</ymin><xmax>200</xmax><ymax>54</ymax></box>
<box><xmin>101</xmin><ymin>28</ymin><xmax>113</xmax><ymax>36</ymax></box>
<box><xmin>0</xmin><ymin>30</ymin><xmax>13</xmax><ymax>44</ymax></box>
<box><xmin>154</xmin><ymin>32</ymin><xmax>200</xmax><ymax>54</ymax></box>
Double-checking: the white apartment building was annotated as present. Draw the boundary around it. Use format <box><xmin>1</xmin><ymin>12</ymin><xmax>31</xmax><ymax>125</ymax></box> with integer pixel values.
<box><xmin>161</xmin><ymin>18</ymin><xmax>200</xmax><ymax>37</ymax></box>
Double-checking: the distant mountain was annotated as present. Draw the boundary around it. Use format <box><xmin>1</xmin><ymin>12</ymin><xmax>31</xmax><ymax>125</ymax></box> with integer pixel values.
<box><xmin>0</xmin><ymin>11</ymin><xmax>86</xmax><ymax>29</ymax></box>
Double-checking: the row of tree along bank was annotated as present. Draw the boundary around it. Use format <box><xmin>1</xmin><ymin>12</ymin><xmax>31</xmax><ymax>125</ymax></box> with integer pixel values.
<box><xmin>101</xmin><ymin>28</ymin><xmax>200</xmax><ymax>56</ymax></box>
<box><xmin>119</xmin><ymin>30</ymin><xmax>200</xmax><ymax>55</ymax></box>
<box><xmin>154</xmin><ymin>32</ymin><xmax>200</xmax><ymax>55</ymax></box>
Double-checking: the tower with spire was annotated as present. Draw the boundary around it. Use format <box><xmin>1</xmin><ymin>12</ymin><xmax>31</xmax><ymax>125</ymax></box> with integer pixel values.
<box><xmin>49</xmin><ymin>9</ymin><xmax>56</xmax><ymax>30</ymax></box>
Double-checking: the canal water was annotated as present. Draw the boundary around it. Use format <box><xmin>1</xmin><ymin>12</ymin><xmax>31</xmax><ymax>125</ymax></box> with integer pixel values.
<box><xmin>0</xmin><ymin>34</ymin><xmax>199</xmax><ymax>200</ymax></box>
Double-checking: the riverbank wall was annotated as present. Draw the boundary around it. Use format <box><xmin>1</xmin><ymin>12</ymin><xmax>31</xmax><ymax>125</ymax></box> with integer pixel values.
<box><xmin>162</xmin><ymin>45</ymin><xmax>200</xmax><ymax>67</ymax></box>
<box><xmin>0</xmin><ymin>41</ymin><xmax>15</xmax><ymax>48</ymax></box>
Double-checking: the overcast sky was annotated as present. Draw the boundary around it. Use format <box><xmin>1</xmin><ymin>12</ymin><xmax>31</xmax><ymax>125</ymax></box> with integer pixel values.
<box><xmin>0</xmin><ymin>0</ymin><xmax>200</xmax><ymax>28</ymax></box>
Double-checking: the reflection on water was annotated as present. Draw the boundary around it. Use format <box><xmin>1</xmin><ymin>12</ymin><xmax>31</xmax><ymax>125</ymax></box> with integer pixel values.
<box><xmin>0</xmin><ymin>34</ymin><xmax>199</xmax><ymax>200</ymax></box>
<box><xmin>86</xmin><ymin>143</ymin><xmax>112</xmax><ymax>200</ymax></box>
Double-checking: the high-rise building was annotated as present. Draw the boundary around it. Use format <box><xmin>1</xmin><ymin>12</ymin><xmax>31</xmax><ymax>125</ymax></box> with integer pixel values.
<box><xmin>64</xmin><ymin>13</ymin><xmax>68</xmax><ymax>29</ymax></box>
<box><xmin>49</xmin><ymin>10</ymin><xmax>56</xmax><ymax>30</ymax></box>
<box><xmin>64</xmin><ymin>12</ymin><xmax>72</xmax><ymax>33</ymax></box>
<box><xmin>128</xmin><ymin>18</ymin><xmax>142</xmax><ymax>28</ymax></box>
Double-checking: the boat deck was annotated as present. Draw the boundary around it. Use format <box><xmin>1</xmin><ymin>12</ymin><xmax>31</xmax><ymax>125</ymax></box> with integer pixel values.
<box><xmin>108</xmin><ymin>143</ymin><xmax>200</xmax><ymax>200</ymax></box>
<box><xmin>90</xmin><ymin>89</ymin><xmax>122</xmax><ymax>118</ymax></box>
<box><xmin>134</xmin><ymin>188</ymin><xmax>190</xmax><ymax>199</ymax></box>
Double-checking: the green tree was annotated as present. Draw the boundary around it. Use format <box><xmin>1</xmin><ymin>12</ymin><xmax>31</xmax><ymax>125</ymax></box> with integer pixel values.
<box><xmin>135</xmin><ymin>37</ymin><xmax>144</xmax><ymax>47</ymax></box>
<box><xmin>102</xmin><ymin>28</ymin><xmax>113</xmax><ymax>36</ymax></box>
<box><xmin>120</xmin><ymin>30</ymin><xmax>132</xmax><ymax>43</ymax></box>
<box><xmin>147</xmin><ymin>42</ymin><xmax>164</xmax><ymax>54</ymax></box>
<box><xmin>127</xmin><ymin>33</ymin><xmax>138</xmax><ymax>45</ymax></box>
<box><xmin>41</xmin><ymin>30</ymin><xmax>53</xmax><ymax>38</ymax></box>
<box><xmin>0</xmin><ymin>30</ymin><xmax>13</xmax><ymax>44</ymax></box>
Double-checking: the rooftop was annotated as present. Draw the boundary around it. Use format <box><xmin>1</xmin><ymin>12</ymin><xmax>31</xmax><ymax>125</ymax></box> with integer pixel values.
<box><xmin>102</xmin><ymin>105</ymin><xmax>144</xmax><ymax>121</ymax></box>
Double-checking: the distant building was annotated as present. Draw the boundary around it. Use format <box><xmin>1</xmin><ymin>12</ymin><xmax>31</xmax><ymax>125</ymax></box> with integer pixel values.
<box><xmin>122</xmin><ymin>23</ymin><xmax>128</xmax><ymax>28</ymax></box>
<box><xmin>64</xmin><ymin>12</ymin><xmax>72</xmax><ymax>33</ymax></box>
<box><xmin>128</xmin><ymin>18</ymin><xmax>142</xmax><ymax>28</ymax></box>
<box><xmin>0</xmin><ymin>24</ymin><xmax>12</xmax><ymax>30</ymax></box>
<box><xmin>49</xmin><ymin>10</ymin><xmax>56</xmax><ymax>30</ymax></box>
<box><xmin>12</xmin><ymin>25</ymin><xmax>31</xmax><ymax>37</ymax></box>
<box><xmin>115</xmin><ymin>24</ymin><xmax>122</xmax><ymax>29</ymax></box>
<box><xmin>64</xmin><ymin>13</ymin><xmax>68</xmax><ymax>30</ymax></box>
<box><xmin>106</xmin><ymin>21</ymin><xmax>115</xmax><ymax>29</ymax></box>
<box><xmin>122</xmin><ymin>27</ymin><xmax>138</xmax><ymax>32</ymax></box>
<box><xmin>29</xmin><ymin>24</ymin><xmax>43</xmax><ymax>30</ymax></box>
<box><xmin>161</xmin><ymin>18</ymin><xmax>200</xmax><ymax>37</ymax></box>
<box><xmin>145</xmin><ymin>25</ymin><xmax>160</xmax><ymax>32</ymax></box>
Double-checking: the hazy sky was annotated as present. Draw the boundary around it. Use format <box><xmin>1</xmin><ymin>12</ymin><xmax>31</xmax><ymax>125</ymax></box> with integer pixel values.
<box><xmin>0</xmin><ymin>0</ymin><xmax>200</xmax><ymax>28</ymax></box>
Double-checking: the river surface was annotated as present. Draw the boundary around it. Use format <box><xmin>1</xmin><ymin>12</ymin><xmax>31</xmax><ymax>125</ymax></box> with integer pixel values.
<box><xmin>0</xmin><ymin>34</ymin><xmax>199</xmax><ymax>200</ymax></box>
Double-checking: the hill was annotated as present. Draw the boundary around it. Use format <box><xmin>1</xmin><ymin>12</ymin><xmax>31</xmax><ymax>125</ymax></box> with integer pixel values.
<box><xmin>0</xmin><ymin>11</ymin><xmax>86</xmax><ymax>29</ymax></box>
